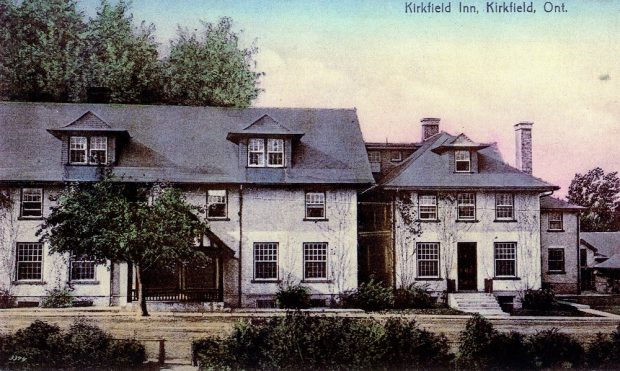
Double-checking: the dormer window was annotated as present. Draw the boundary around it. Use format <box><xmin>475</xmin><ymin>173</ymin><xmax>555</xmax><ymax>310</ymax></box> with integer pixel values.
<box><xmin>248</xmin><ymin>138</ymin><xmax>284</xmax><ymax>167</ymax></box>
<box><xmin>69</xmin><ymin>136</ymin><xmax>108</xmax><ymax>165</ymax></box>
<box><xmin>455</xmin><ymin>150</ymin><xmax>471</xmax><ymax>172</ymax></box>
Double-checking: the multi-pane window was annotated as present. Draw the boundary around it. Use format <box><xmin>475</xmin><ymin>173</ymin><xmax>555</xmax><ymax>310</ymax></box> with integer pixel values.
<box><xmin>207</xmin><ymin>190</ymin><xmax>227</xmax><ymax>218</ymax></box>
<box><xmin>495</xmin><ymin>193</ymin><xmax>515</xmax><ymax>220</ymax></box>
<box><xmin>248</xmin><ymin>138</ymin><xmax>265</xmax><ymax>167</ymax></box>
<box><xmin>417</xmin><ymin>242</ymin><xmax>440</xmax><ymax>278</ymax></box>
<box><xmin>457</xmin><ymin>193</ymin><xmax>476</xmax><ymax>220</ymax></box>
<box><xmin>254</xmin><ymin>242</ymin><xmax>278</xmax><ymax>280</ymax></box>
<box><xmin>548</xmin><ymin>248</ymin><xmax>565</xmax><ymax>272</ymax></box>
<box><xmin>89</xmin><ymin>136</ymin><xmax>107</xmax><ymax>164</ymax></box>
<box><xmin>16</xmin><ymin>242</ymin><xmax>43</xmax><ymax>280</ymax></box>
<box><xmin>303</xmin><ymin>242</ymin><xmax>328</xmax><ymax>280</ymax></box>
<box><xmin>267</xmin><ymin>139</ymin><xmax>284</xmax><ymax>167</ymax></box>
<box><xmin>368</xmin><ymin>151</ymin><xmax>381</xmax><ymax>163</ymax></box>
<box><xmin>305</xmin><ymin>192</ymin><xmax>326</xmax><ymax>219</ymax></box>
<box><xmin>418</xmin><ymin>194</ymin><xmax>437</xmax><ymax>220</ymax></box>
<box><xmin>455</xmin><ymin>150</ymin><xmax>471</xmax><ymax>172</ymax></box>
<box><xmin>494</xmin><ymin>242</ymin><xmax>517</xmax><ymax>277</ymax></box>
<box><xmin>548</xmin><ymin>212</ymin><xmax>563</xmax><ymax>230</ymax></box>
<box><xmin>20</xmin><ymin>188</ymin><xmax>43</xmax><ymax>217</ymax></box>
<box><xmin>70</xmin><ymin>255</ymin><xmax>96</xmax><ymax>281</ymax></box>
<box><xmin>70</xmin><ymin>136</ymin><xmax>87</xmax><ymax>164</ymax></box>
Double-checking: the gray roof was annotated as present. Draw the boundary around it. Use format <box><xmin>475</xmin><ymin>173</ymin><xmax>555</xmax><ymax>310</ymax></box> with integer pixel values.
<box><xmin>594</xmin><ymin>253</ymin><xmax>620</xmax><ymax>269</ymax></box>
<box><xmin>0</xmin><ymin>102</ymin><xmax>374</xmax><ymax>185</ymax></box>
<box><xmin>581</xmin><ymin>232</ymin><xmax>620</xmax><ymax>260</ymax></box>
<box><xmin>540</xmin><ymin>196</ymin><xmax>585</xmax><ymax>211</ymax></box>
<box><xmin>379</xmin><ymin>132</ymin><xmax>558</xmax><ymax>191</ymax></box>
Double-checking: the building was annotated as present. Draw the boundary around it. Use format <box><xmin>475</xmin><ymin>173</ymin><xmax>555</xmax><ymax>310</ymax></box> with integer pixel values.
<box><xmin>359</xmin><ymin>118</ymin><xmax>564</xmax><ymax>309</ymax></box>
<box><xmin>0</xmin><ymin>102</ymin><xmax>374</xmax><ymax>308</ymax></box>
<box><xmin>580</xmin><ymin>232</ymin><xmax>620</xmax><ymax>293</ymax></box>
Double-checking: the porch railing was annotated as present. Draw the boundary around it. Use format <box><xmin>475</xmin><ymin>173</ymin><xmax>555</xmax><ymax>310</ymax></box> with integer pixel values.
<box><xmin>131</xmin><ymin>288</ymin><xmax>222</xmax><ymax>302</ymax></box>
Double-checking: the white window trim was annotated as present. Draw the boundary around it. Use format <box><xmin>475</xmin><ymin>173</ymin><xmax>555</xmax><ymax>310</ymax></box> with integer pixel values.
<box><xmin>495</xmin><ymin>193</ymin><xmax>515</xmax><ymax>220</ymax></box>
<box><xmin>305</xmin><ymin>192</ymin><xmax>326</xmax><ymax>220</ymax></box>
<box><xmin>548</xmin><ymin>211</ymin><xmax>563</xmax><ymax>230</ymax></box>
<box><xmin>89</xmin><ymin>136</ymin><xmax>108</xmax><ymax>165</ymax></box>
<box><xmin>70</xmin><ymin>255</ymin><xmax>97</xmax><ymax>281</ymax></box>
<box><xmin>253</xmin><ymin>242</ymin><xmax>279</xmax><ymax>281</ymax></box>
<box><xmin>548</xmin><ymin>247</ymin><xmax>565</xmax><ymax>272</ymax></box>
<box><xmin>390</xmin><ymin>151</ymin><xmax>402</xmax><ymax>162</ymax></box>
<box><xmin>303</xmin><ymin>242</ymin><xmax>328</xmax><ymax>280</ymax></box>
<box><xmin>247</xmin><ymin>138</ymin><xmax>266</xmax><ymax>167</ymax></box>
<box><xmin>416</xmin><ymin>242</ymin><xmax>440</xmax><ymax>278</ymax></box>
<box><xmin>455</xmin><ymin>150</ymin><xmax>471</xmax><ymax>172</ymax></box>
<box><xmin>418</xmin><ymin>194</ymin><xmax>438</xmax><ymax>221</ymax></box>
<box><xmin>266</xmin><ymin>138</ymin><xmax>285</xmax><ymax>168</ymax></box>
<box><xmin>457</xmin><ymin>192</ymin><xmax>476</xmax><ymax>221</ymax></box>
<box><xmin>15</xmin><ymin>242</ymin><xmax>44</xmax><ymax>282</ymax></box>
<box><xmin>69</xmin><ymin>136</ymin><xmax>88</xmax><ymax>164</ymax></box>
<box><xmin>206</xmin><ymin>190</ymin><xmax>228</xmax><ymax>219</ymax></box>
<box><xmin>494</xmin><ymin>242</ymin><xmax>517</xmax><ymax>278</ymax></box>
<box><xmin>20</xmin><ymin>188</ymin><xmax>43</xmax><ymax>218</ymax></box>
<box><xmin>368</xmin><ymin>151</ymin><xmax>381</xmax><ymax>163</ymax></box>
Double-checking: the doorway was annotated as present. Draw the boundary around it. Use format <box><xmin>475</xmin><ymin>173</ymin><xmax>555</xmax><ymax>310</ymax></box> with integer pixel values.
<box><xmin>457</xmin><ymin>242</ymin><xmax>477</xmax><ymax>291</ymax></box>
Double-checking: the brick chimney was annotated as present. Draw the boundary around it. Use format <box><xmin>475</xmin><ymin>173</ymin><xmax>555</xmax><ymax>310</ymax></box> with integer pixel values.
<box><xmin>514</xmin><ymin>122</ymin><xmax>533</xmax><ymax>174</ymax></box>
<box><xmin>421</xmin><ymin>118</ymin><xmax>440</xmax><ymax>141</ymax></box>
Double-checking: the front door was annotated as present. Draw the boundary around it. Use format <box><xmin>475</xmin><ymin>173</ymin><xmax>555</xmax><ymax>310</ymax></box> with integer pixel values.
<box><xmin>457</xmin><ymin>242</ymin><xmax>477</xmax><ymax>291</ymax></box>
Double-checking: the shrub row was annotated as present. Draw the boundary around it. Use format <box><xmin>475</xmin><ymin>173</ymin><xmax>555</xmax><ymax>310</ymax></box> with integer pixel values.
<box><xmin>0</xmin><ymin>320</ymin><xmax>146</xmax><ymax>369</ymax></box>
<box><xmin>194</xmin><ymin>313</ymin><xmax>453</xmax><ymax>370</ymax></box>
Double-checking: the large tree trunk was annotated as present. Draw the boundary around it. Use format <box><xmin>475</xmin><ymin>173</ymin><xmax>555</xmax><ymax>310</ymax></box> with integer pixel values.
<box><xmin>135</xmin><ymin>264</ymin><xmax>149</xmax><ymax>317</ymax></box>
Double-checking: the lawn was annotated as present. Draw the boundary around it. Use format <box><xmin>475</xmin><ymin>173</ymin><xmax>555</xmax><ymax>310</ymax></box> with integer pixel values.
<box><xmin>511</xmin><ymin>303</ymin><xmax>592</xmax><ymax>317</ymax></box>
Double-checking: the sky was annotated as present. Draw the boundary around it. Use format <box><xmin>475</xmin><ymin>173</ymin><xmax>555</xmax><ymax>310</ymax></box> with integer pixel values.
<box><xmin>78</xmin><ymin>0</ymin><xmax>619</xmax><ymax>196</ymax></box>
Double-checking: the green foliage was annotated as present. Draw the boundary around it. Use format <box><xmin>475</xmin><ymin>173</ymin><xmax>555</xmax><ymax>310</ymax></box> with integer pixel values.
<box><xmin>585</xmin><ymin>331</ymin><xmax>620</xmax><ymax>368</ymax></box>
<box><xmin>528</xmin><ymin>328</ymin><xmax>584</xmax><ymax>369</ymax></box>
<box><xmin>568</xmin><ymin>167</ymin><xmax>620</xmax><ymax>232</ymax></box>
<box><xmin>0</xmin><ymin>320</ymin><xmax>145</xmax><ymax>368</ymax></box>
<box><xmin>163</xmin><ymin>17</ymin><xmax>262</xmax><ymax>107</ymax></box>
<box><xmin>457</xmin><ymin>314</ymin><xmax>497</xmax><ymax>369</ymax></box>
<box><xmin>40</xmin><ymin>287</ymin><xmax>74</xmax><ymax>308</ymax></box>
<box><xmin>341</xmin><ymin>278</ymin><xmax>394</xmax><ymax>311</ymax></box>
<box><xmin>193</xmin><ymin>313</ymin><xmax>453</xmax><ymax>370</ymax></box>
<box><xmin>0</xmin><ymin>289</ymin><xmax>16</xmax><ymax>309</ymax></box>
<box><xmin>393</xmin><ymin>283</ymin><xmax>436</xmax><ymax>309</ymax></box>
<box><xmin>521</xmin><ymin>288</ymin><xmax>556</xmax><ymax>310</ymax></box>
<box><xmin>276</xmin><ymin>284</ymin><xmax>311</xmax><ymax>309</ymax></box>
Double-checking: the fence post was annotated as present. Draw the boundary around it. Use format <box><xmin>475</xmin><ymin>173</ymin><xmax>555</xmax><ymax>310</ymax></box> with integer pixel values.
<box><xmin>158</xmin><ymin>339</ymin><xmax>166</xmax><ymax>365</ymax></box>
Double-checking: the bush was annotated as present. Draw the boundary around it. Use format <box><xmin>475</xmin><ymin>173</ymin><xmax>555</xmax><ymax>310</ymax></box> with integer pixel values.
<box><xmin>341</xmin><ymin>278</ymin><xmax>394</xmax><ymax>311</ymax></box>
<box><xmin>40</xmin><ymin>287</ymin><xmax>74</xmax><ymax>308</ymax></box>
<box><xmin>527</xmin><ymin>328</ymin><xmax>584</xmax><ymax>369</ymax></box>
<box><xmin>393</xmin><ymin>283</ymin><xmax>436</xmax><ymax>309</ymax></box>
<box><xmin>0</xmin><ymin>289</ymin><xmax>15</xmax><ymax>309</ymax></box>
<box><xmin>586</xmin><ymin>330</ymin><xmax>620</xmax><ymax>368</ymax></box>
<box><xmin>522</xmin><ymin>288</ymin><xmax>556</xmax><ymax>310</ymax></box>
<box><xmin>0</xmin><ymin>319</ymin><xmax>146</xmax><ymax>368</ymax></box>
<box><xmin>193</xmin><ymin>312</ymin><xmax>453</xmax><ymax>370</ymax></box>
<box><xmin>276</xmin><ymin>284</ymin><xmax>311</xmax><ymax>309</ymax></box>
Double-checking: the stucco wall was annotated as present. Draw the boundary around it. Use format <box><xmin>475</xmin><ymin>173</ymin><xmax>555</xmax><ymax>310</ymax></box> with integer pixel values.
<box><xmin>540</xmin><ymin>211</ymin><xmax>580</xmax><ymax>294</ymax></box>
<box><xmin>394</xmin><ymin>191</ymin><xmax>542</xmax><ymax>294</ymax></box>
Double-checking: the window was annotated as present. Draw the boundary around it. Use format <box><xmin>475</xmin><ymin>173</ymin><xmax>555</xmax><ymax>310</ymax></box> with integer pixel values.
<box><xmin>267</xmin><ymin>139</ymin><xmax>284</xmax><ymax>167</ymax></box>
<box><xmin>254</xmin><ymin>242</ymin><xmax>278</xmax><ymax>280</ymax></box>
<box><xmin>457</xmin><ymin>193</ymin><xmax>476</xmax><ymax>220</ymax></box>
<box><xmin>16</xmin><ymin>242</ymin><xmax>43</xmax><ymax>280</ymax></box>
<box><xmin>418</xmin><ymin>194</ymin><xmax>437</xmax><ymax>220</ymax></box>
<box><xmin>303</xmin><ymin>242</ymin><xmax>328</xmax><ymax>280</ymax></box>
<box><xmin>455</xmin><ymin>150</ymin><xmax>471</xmax><ymax>172</ymax></box>
<box><xmin>20</xmin><ymin>188</ymin><xmax>43</xmax><ymax>218</ymax></box>
<box><xmin>391</xmin><ymin>151</ymin><xmax>402</xmax><ymax>162</ymax></box>
<box><xmin>548</xmin><ymin>212</ymin><xmax>563</xmax><ymax>230</ymax></box>
<box><xmin>494</xmin><ymin>242</ymin><xmax>517</xmax><ymax>277</ymax></box>
<box><xmin>70</xmin><ymin>136</ymin><xmax>87</xmax><ymax>164</ymax></box>
<box><xmin>368</xmin><ymin>151</ymin><xmax>381</xmax><ymax>163</ymax></box>
<box><xmin>495</xmin><ymin>193</ymin><xmax>515</xmax><ymax>220</ymax></box>
<box><xmin>417</xmin><ymin>242</ymin><xmax>439</xmax><ymax>278</ymax></box>
<box><xmin>248</xmin><ymin>138</ymin><xmax>265</xmax><ymax>167</ymax></box>
<box><xmin>207</xmin><ymin>190</ymin><xmax>227</xmax><ymax>219</ymax></box>
<box><xmin>580</xmin><ymin>249</ymin><xmax>587</xmax><ymax>267</ymax></box>
<box><xmin>548</xmin><ymin>248</ymin><xmax>565</xmax><ymax>272</ymax></box>
<box><xmin>89</xmin><ymin>136</ymin><xmax>107</xmax><ymax>164</ymax></box>
<box><xmin>305</xmin><ymin>192</ymin><xmax>326</xmax><ymax>219</ymax></box>
<box><xmin>70</xmin><ymin>255</ymin><xmax>96</xmax><ymax>281</ymax></box>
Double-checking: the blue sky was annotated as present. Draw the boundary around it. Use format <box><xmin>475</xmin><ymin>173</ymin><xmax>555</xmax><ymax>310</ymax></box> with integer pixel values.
<box><xmin>76</xmin><ymin>0</ymin><xmax>619</xmax><ymax>194</ymax></box>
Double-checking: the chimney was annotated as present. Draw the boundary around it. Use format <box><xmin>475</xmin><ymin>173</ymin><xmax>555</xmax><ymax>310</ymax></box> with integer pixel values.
<box><xmin>514</xmin><ymin>122</ymin><xmax>533</xmax><ymax>174</ymax></box>
<box><xmin>421</xmin><ymin>118</ymin><xmax>440</xmax><ymax>141</ymax></box>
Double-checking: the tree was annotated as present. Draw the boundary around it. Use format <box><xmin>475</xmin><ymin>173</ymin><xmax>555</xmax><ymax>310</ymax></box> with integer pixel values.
<box><xmin>567</xmin><ymin>167</ymin><xmax>620</xmax><ymax>232</ymax></box>
<box><xmin>84</xmin><ymin>0</ymin><xmax>161</xmax><ymax>103</ymax></box>
<box><xmin>37</xmin><ymin>175</ymin><xmax>209</xmax><ymax>316</ymax></box>
<box><xmin>163</xmin><ymin>17</ymin><xmax>263</xmax><ymax>107</ymax></box>
<box><xmin>0</xmin><ymin>0</ymin><xmax>87</xmax><ymax>102</ymax></box>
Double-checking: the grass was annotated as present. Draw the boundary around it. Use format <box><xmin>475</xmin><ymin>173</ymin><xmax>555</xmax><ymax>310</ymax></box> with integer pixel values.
<box><xmin>512</xmin><ymin>303</ymin><xmax>592</xmax><ymax>317</ymax></box>
<box><xmin>390</xmin><ymin>306</ymin><xmax>464</xmax><ymax>315</ymax></box>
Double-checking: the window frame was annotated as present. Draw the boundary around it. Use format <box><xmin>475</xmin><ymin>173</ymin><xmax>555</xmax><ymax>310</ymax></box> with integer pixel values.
<box><xmin>368</xmin><ymin>151</ymin><xmax>381</xmax><ymax>163</ymax></box>
<box><xmin>89</xmin><ymin>136</ymin><xmax>108</xmax><ymax>164</ymax></box>
<box><xmin>253</xmin><ymin>242</ymin><xmax>278</xmax><ymax>281</ymax></box>
<box><xmin>455</xmin><ymin>150</ymin><xmax>471</xmax><ymax>172</ymax></box>
<box><xmin>494</xmin><ymin>242</ymin><xmax>517</xmax><ymax>278</ymax></box>
<box><xmin>69</xmin><ymin>136</ymin><xmax>109</xmax><ymax>165</ymax></box>
<box><xmin>247</xmin><ymin>138</ymin><xmax>266</xmax><ymax>167</ymax></box>
<box><xmin>70</xmin><ymin>254</ymin><xmax>97</xmax><ymax>281</ymax></box>
<box><xmin>457</xmin><ymin>192</ymin><xmax>476</xmax><ymax>221</ymax></box>
<box><xmin>69</xmin><ymin>136</ymin><xmax>88</xmax><ymax>164</ymax></box>
<box><xmin>15</xmin><ymin>242</ymin><xmax>43</xmax><ymax>281</ymax></box>
<box><xmin>418</xmin><ymin>194</ymin><xmax>438</xmax><ymax>221</ymax></box>
<box><xmin>20</xmin><ymin>188</ymin><xmax>43</xmax><ymax>218</ymax></box>
<box><xmin>495</xmin><ymin>193</ymin><xmax>515</xmax><ymax>221</ymax></box>
<box><xmin>416</xmin><ymin>242</ymin><xmax>440</xmax><ymax>278</ymax></box>
<box><xmin>206</xmin><ymin>189</ymin><xmax>228</xmax><ymax>219</ymax></box>
<box><xmin>548</xmin><ymin>211</ymin><xmax>563</xmax><ymax>231</ymax></box>
<box><xmin>390</xmin><ymin>151</ymin><xmax>402</xmax><ymax>162</ymax></box>
<box><xmin>266</xmin><ymin>138</ymin><xmax>285</xmax><ymax>167</ymax></box>
<box><xmin>303</xmin><ymin>242</ymin><xmax>328</xmax><ymax>280</ymax></box>
<box><xmin>305</xmin><ymin>192</ymin><xmax>326</xmax><ymax>220</ymax></box>
<box><xmin>547</xmin><ymin>248</ymin><xmax>565</xmax><ymax>273</ymax></box>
